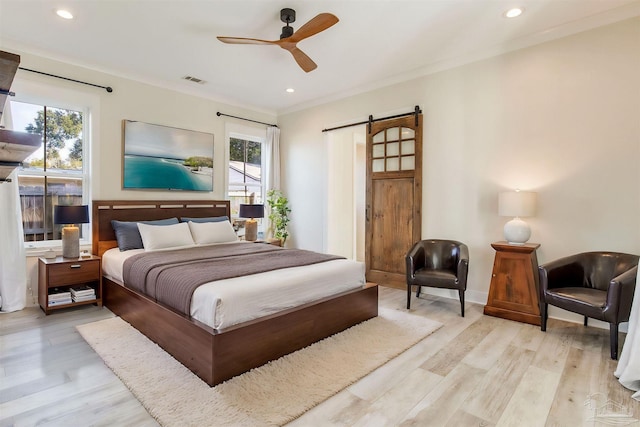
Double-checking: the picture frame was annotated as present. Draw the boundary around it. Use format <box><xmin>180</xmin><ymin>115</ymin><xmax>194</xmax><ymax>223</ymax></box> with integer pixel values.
<box><xmin>122</xmin><ymin>120</ymin><xmax>214</xmax><ymax>191</ymax></box>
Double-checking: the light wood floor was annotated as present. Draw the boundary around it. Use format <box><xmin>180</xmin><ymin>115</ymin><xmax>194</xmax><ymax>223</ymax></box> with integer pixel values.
<box><xmin>1</xmin><ymin>287</ymin><xmax>638</xmax><ymax>426</ymax></box>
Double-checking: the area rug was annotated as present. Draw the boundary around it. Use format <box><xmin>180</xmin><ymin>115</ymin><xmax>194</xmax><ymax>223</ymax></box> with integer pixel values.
<box><xmin>77</xmin><ymin>308</ymin><xmax>441</xmax><ymax>426</ymax></box>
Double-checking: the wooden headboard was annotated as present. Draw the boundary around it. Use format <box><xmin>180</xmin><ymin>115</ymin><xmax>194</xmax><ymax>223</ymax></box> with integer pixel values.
<box><xmin>92</xmin><ymin>200</ymin><xmax>231</xmax><ymax>257</ymax></box>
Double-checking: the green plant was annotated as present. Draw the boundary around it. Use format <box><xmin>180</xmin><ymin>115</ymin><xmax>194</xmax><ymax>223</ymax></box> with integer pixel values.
<box><xmin>266</xmin><ymin>189</ymin><xmax>291</xmax><ymax>245</ymax></box>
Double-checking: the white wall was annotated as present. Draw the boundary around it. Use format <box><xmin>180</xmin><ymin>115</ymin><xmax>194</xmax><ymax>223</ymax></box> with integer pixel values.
<box><xmin>9</xmin><ymin>50</ymin><xmax>276</xmax><ymax>200</ymax></box>
<box><xmin>278</xmin><ymin>17</ymin><xmax>640</xmax><ymax>319</ymax></box>
<box><xmin>6</xmin><ymin>49</ymin><xmax>275</xmax><ymax>305</ymax></box>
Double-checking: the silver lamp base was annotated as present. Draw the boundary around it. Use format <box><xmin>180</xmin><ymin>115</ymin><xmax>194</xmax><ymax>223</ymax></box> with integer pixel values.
<box><xmin>61</xmin><ymin>226</ymin><xmax>80</xmax><ymax>258</ymax></box>
<box><xmin>245</xmin><ymin>219</ymin><xmax>258</xmax><ymax>241</ymax></box>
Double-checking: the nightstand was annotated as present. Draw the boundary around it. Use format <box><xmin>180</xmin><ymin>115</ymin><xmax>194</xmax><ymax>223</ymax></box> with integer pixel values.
<box><xmin>484</xmin><ymin>241</ymin><xmax>541</xmax><ymax>326</ymax></box>
<box><xmin>38</xmin><ymin>255</ymin><xmax>102</xmax><ymax>315</ymax></box>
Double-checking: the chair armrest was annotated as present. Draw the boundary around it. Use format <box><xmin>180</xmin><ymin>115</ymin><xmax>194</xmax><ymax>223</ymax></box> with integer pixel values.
<box><xmin>607</xmin><ymin>266</ymin><xmax>638</xmax><ymax>323</ymax></box>
<box><xmin>612</xmin><ymin>265</ymin><xmax>638</xmax><ymax>287</ymax></box>
<box><xmin>456</xmin><ymin>244</ymin><xmax>469</xmax><ymax>289</ymax></box>
<box><xmin>406</xmin><ymin>241</ymin><xmax>425</xmax><ymax>279</ymax></box>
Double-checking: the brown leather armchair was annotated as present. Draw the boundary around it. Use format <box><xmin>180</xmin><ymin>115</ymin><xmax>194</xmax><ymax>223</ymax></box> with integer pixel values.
<box><xmin>406</xmin><ymin>239</ymin><xmax>469</xmax><ymax>316</ymax></box>
<box><xmin>538</xmin><ymin>252</ymin><xmax>639</xmax><ymax>359</ymax></box>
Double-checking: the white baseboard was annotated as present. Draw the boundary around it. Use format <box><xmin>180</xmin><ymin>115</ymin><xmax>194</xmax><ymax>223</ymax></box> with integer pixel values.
<box><xmin>416</xmin><ymin>287</ymin><xmax>627</xmax><ymax>333</ymax></box>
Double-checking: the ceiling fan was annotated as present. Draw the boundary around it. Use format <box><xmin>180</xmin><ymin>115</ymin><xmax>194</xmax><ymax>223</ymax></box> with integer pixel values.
<box><xmin>217</xmin><ymin>8</ymin><xmax>339</xmax><ymax>73</ymax></box>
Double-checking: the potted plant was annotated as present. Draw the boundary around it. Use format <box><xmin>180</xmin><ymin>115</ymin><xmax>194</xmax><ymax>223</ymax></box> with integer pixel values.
<box><xmin>266</xmin><ymin>189</ymin><xmax>291</xmax><ymax>246</ymax></box>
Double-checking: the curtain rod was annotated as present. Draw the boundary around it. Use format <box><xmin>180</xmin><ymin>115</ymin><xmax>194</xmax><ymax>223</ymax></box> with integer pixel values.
<box><xmin>18</xmin><ymin>67</ymin><xmax>113</xmax><ymax>93</ymax></box>
<box><xmin>322</xmin><ymin>105</ymin><xmax>422</xmax><ymax>133</ymax></box>
<box><xmin>216</xmin><ymin>112</ymin><xmax>278</xmax><ymax>128</ymax></box>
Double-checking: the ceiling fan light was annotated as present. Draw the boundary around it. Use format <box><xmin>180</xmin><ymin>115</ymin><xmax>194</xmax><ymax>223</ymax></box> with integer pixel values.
<box><xmin>504</xmin><ymin>8</ymin><xmax>524</xmax><ymax>18</ymax></box>
<box><xmin>286</xmin><ymin>88</ymin><xmax>295</xmax><ymax>93</ymax></box>
<box><xmin>280</xmin><ymin>25</ymin><xmax>294</xmax><ymax>39</ymax></box>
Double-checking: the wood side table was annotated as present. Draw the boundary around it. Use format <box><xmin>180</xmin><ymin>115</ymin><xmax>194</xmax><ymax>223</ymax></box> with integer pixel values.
<box><xmin>484</xmin><ymin>241</ymin><xmax>541</xmax><ymax>326</ymax></box>
<box><xmin>38</xmin><ymin>255</ymin><xmax>102</xmax><ymax>315</ymax></box>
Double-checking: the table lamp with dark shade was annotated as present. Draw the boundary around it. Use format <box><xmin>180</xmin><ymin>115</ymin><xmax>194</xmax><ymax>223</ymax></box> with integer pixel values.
<box><xmin>54</xmin><ymin>205</ymin><xmax>89</xmax><ymax>258</ymax></box>
<box><xmin>239</xmin><ymin>204</ymin><xmax>264</xmax><ymax>242</ymax></box>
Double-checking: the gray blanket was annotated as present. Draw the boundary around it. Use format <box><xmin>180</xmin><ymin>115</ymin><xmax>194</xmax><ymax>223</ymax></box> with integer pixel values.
<box><xmin>122</xmin><ymin>243</ymin><xmax>344</xmax><ymax>315</ymax></box>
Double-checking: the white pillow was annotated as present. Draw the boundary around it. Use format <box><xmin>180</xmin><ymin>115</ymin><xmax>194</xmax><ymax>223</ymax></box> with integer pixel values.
<box><xmin>188</xmin><ymin>220</ymin><xmax>238</xmax><ymax>245</ymax></box>
<box><xmin>137</xmin><ymin>222</ymin><xmax>195</xmax><ymax>251</ymax></box>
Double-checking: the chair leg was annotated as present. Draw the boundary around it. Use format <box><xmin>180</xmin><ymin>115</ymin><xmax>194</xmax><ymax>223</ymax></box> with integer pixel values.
<box><xmin>584</xmin><ymin>316</ymin><xmax>588</xmax><ymax>327</ymax></box>
<box><xmin>458</xmin><ymin>289</ymin><xmax>465</xmax><ymax>317</ymax></box>
<box><xmin>610</xmin><ymin>323</ymin><xmax>619</xmax><ymax>360</ymax></box>
<box><xmin>407</xmin><ymin>285</ymin><xmax>412</xmax><ymax>310</ymax></box>
<box><xmin>541</xmin><ymin>303</ymin><xmax>548</xmax><ymax>331</ymax></box>
<box><xmin>416</xmin><ymin>285</ymin><xmax>421</xmax><ymax>298</ymax></box>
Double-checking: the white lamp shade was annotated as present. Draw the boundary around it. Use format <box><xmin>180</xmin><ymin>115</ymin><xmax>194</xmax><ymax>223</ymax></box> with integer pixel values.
<box><xmin>498</xmin><ymin>191</ymin><xmax>537</xmax><ymax>218</ymax></box>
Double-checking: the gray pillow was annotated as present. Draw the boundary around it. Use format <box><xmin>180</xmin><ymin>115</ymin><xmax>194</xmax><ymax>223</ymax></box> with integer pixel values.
<box><xmin>111</xmin><ymin>217</ymin><xmax>179</xmax><ymax>251</ymax></box>
<box><xmin>180</xmin><ymin>216</ymin><xmax>229</xmax><ymax>223</ymax></box>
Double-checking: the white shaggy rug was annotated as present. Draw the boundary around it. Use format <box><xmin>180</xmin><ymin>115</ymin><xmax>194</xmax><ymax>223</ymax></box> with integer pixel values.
<box><xmin>77</xmin><ymin>308</ymin><xmax>441</xmax><ymax>426</ymax></box>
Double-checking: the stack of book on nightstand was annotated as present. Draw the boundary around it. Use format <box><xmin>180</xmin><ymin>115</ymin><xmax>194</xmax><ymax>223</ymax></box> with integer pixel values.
<box><xmin>48</xmin><ymin>289</ymin><xmax>72</xmax><ymax>307</ymax></box>
<box><xmin>70</xmin><ymin>285</ymin><xmax>96</xmax><ymax>302</ymax></box>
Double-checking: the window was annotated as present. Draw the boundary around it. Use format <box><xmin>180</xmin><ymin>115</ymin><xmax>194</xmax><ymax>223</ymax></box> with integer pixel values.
<box><xmin>11</xmin><ymin>100</ymin><xmax>89</xmax><ymax>244</ymax></box>
<box><xmin>225</xmin><ymin>123</ymin><xmax>268</xmax><ymax>240</ymax></box>
<box><xmin>228</xmin><ymin>136</ymin><xmax>263</xmax><ymax>216</ymax></box>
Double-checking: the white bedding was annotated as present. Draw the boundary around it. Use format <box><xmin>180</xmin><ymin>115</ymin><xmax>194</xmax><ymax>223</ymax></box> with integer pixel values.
<box><xmin>101</xmin><ymin>245</ymin><xmax>366</xmax><ymax>330</ymax></box>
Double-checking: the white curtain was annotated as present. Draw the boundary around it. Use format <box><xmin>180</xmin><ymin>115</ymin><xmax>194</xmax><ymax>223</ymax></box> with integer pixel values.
<box><xmin>263</xmin><ymin>126</ymin><xmax>280</xmax><ymax>237</ymax></box>
<box><xmin>0</xmin><ymin>101</ymin><xmax>27</xmax><ymax>312</ymax></box>
<box><xmin>615</xmin><ymin>267</ymin><xmax>640</xmax><ymax>400</ymax></box>
<box><xmin>264</xmin><ymin>126</ymin><xmax>280</xmax><ymax>192</ymax></box>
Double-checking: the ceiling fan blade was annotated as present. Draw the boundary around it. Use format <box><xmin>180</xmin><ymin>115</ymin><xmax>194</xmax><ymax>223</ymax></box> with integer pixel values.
<box><xmin>217</xmin><ymin>12</ymin><xmax>337</xmax><ymax>72</ymax></box>
<box><xmin>217</xmin><ymin>36</ymin><xmax>277</xmax><ymax>46</ymax></box>
<box><xmin>286</xmin><ymin>46</ymin><xmax>317</xmax><ymax>73</ymax></box>
<box><xmin>288</xmin><ymin>13</ymin><xmax>339</xmax><ymax>43</ymax></box>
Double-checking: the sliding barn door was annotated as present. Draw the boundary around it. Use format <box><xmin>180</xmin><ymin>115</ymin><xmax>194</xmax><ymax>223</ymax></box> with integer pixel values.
<box><xmin>366</xmin><ymin>114</ymin><xmax>422</xmax><ymax>288</ymax></box>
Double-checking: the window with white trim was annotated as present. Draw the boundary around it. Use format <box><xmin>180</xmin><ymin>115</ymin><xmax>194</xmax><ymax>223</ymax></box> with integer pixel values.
<box><xmin>11</xmin><ymin>99</ymin><xmax>90</xmax><ymax>245</ymax></box>
<box><xmin>226</xmin><ymin>126</ymin><xmax>267</xmax><ymax>240</ymax></box>
<box><xmin>228</xmin><ymin>135</ymin><xmax>263</xmax><ymax>214</ymax></box>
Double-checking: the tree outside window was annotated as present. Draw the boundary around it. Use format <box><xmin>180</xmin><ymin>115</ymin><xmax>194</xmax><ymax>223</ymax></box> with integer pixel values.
<box><xmin>228</xmin><ymin>137</ymin><xmax>262</xmax><ymax>217</ymax></box>
<box><xmin>12</xmin><ymin>101</ymin><xmax>86</xmax><ymax>242</ymax></box>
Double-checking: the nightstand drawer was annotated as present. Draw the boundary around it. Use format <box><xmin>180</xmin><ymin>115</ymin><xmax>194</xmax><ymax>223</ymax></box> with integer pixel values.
<box><xmin>47</xmin><ymin>260</ymin><xmax>100</xmax><ymax>287</ymax></box>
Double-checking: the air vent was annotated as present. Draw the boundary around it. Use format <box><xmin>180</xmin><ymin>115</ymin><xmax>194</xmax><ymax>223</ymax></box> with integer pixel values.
<box><xmin>182</xmin><ymin>76</ymin><xmax>206</xmax><ymax>84</ymax></box>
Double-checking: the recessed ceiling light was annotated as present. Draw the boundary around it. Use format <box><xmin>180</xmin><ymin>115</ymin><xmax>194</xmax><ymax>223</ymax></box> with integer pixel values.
<box><xmin>504</xmin><ymin>8</ymin><xmax>524</xmax><ymax>18</ymax></box>
<box><xmin>286</xmin><ymin>88</ymin><xmax>295</xmax><ymax>93</ymax></box>
<box><xmin>56</xmin><ymin>9</ymin><xmax>74</xmax><ymax>19</ymax></box>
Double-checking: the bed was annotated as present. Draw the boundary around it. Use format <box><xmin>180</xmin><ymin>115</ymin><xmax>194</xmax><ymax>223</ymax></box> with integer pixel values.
<box><xmin>92</xmin><ymin>200</ymin><xmax>378</xmax><ymax>386</ymax></box>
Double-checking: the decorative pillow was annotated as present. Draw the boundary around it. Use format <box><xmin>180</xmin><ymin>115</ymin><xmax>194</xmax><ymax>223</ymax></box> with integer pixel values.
<box><xmin>188</xmin><ymin>220</ymin><xmax>238</xmax><ymax>245</ymax></box>
<box><xmin>137</xmin><ymin>222</ymin><xmax>195</xmax><ymax>251</ymax></box>
<box><xmin>111</xmin><ymin>218</ymin><xmax>179</xmax><ymax>251</ymax></box>
<box><xmin>180</xmin><ymin>216</ymin><xmax>229</xmax><ymax>223</ymax></box>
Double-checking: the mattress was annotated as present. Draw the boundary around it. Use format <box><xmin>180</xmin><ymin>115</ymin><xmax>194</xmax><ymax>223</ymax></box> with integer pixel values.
<box><xmin>101</xmin><ymin>245</ymin><xmax>366</xmax><ymax>330</ymax></box>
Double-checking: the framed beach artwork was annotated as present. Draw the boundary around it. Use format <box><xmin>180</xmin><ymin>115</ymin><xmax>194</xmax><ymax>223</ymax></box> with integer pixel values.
<box><xmin>122</xmin><ymin>120</ymin><xmax>214</xmax><ymax>191</ymax></box>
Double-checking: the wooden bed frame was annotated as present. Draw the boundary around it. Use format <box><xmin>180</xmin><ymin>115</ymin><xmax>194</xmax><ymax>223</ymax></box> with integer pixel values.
<box><xmin>92</xmin><ymin>200</ymin><xmax>378</xmax><ymax>386</ymax></box>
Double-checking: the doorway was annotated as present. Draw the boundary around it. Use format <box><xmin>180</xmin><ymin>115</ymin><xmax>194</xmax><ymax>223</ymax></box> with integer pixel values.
<box><xmin>324</xmin><ymin>126</ymin><xmax>366</xmax><ymax>260</ymax></box>
<box><xmin>324</xmin><ymin>112</ymin><xmax>422</xmax><ymax>289</ymax></box>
